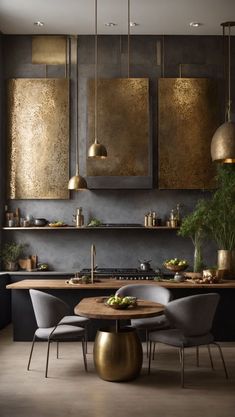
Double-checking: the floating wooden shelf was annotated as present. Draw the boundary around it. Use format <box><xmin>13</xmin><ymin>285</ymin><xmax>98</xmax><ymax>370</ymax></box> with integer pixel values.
<box><xmin>2</xmin><ymin>226</ymin><xmax>180</xmax><ymax>231</ymax></box>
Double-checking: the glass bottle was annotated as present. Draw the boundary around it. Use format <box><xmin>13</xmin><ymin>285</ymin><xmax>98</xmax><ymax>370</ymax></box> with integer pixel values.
<box><xmin>193</xmin><ymin>231</ymin><xmax>203</xmax><ymax>272</ymax></box>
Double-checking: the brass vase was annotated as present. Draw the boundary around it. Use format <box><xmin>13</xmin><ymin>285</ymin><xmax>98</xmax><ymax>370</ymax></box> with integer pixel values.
<box><xmin>93</xmin><ymin>327</ymin><xmax>143</xmax><ymax>382</ymax></box>
<box><xmin>217</xmin><ymin>250</ymin><xmax>235</xmax><ymax>279</ymax></box>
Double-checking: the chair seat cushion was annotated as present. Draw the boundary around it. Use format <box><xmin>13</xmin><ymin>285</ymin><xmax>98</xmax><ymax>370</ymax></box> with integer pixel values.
<box><xmin>149</xmin><ymin>328</ymin><xmax>214</xmax><ymax>347</ymax></box>
<box><xmin>35</xmin><ymin>325</ymin><xmax>85</xmax><ymax>340</ymax></box>
<box><xmin>131</xmin><ymin>314</ymin><xmax>170</xmax><ymax>330</ymax></box>
<box><xmin>59</xmin><ymin>316</ymin><xmax>89</xmax><ymax>326</ymax></box>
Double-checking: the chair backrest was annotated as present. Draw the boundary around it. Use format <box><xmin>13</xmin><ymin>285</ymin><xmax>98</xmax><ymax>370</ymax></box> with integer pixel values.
<box><xmin>29</xmin><ymin>289</ymin><xmax>69</xmax><ymax>328</ymax></box>
<box><xmin>116</xmin><ymin>284</ymin><xmax>172</xmax><ymax>305</ymax></box>
<box><xmin>165</xmin><ymin>293</ymin><xmax>220</xmax><ymax>337</ymax></box>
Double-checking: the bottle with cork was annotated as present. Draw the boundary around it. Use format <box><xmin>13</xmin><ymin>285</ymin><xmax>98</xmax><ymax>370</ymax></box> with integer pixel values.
<box><xmin>144</xmin><ymin>211</ymin><xmax>157</xmax><ymax>227</ymax></box>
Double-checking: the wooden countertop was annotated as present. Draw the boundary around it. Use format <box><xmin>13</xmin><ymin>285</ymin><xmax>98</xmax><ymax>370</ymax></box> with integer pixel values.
<box><xmin>6</xmin><ymin>278</ymin><xmax>235</xmax><ymax>289</ymax></box>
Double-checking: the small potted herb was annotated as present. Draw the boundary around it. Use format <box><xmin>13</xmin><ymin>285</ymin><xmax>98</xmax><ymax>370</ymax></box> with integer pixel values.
<box><xmin>0</xmin><ymin>242</ymin><xmax>25</xmax><ymax>271</ymax></box>
<box><xmin>204</xmin><ymin>165</ymin><xmax>235</xmax><ymax>277</ymax></box>
<box><xmin>178</xmin><ymin>200</ymin><xmax>209</xmax><ymax>272</ymax></box>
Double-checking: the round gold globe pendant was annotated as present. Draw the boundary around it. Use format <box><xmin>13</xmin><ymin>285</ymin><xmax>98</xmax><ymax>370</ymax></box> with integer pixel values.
<box><xmin>211</xmin><ymin>121</ymin><xmax>235</xmax><ymax>163</ymax></box>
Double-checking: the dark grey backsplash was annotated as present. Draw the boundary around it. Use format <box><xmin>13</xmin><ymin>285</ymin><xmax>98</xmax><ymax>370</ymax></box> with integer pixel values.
<box><xmin>0</xmin><ymin>35</ymin><xmax>4</xmax><ymax>247</ymax></box>
<box><xmin>1</xmin><ymin>34</ymin><xmax>230</xmax><ymax>271</ymax></box>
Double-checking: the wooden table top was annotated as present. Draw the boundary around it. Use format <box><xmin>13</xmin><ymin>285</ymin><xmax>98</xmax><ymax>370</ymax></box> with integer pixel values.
<box><xmin>6</xmin><ymin>278</ymin><xmax>235</xmax><ymax>290</ymax></box>
<box><xmin>74</xmin><ymin>297</ymin><xmax>164</xmax><ymax>320</ymax></box>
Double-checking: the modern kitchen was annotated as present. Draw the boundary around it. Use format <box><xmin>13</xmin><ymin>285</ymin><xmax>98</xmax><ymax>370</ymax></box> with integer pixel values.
<box><xmin>0</xmin><ymin>1</ymin><xmax>235</xmax><ymax>417</ymax></box>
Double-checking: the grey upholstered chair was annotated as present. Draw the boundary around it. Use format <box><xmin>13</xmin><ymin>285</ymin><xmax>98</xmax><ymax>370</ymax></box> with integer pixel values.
<box><xmin>148</xmin><ymin>293</ymin><xmax>228</xmax><ymax>387</ymax></box>
<box><xmin>116</xmin><ymin>284</ymin><xmax>172</xmax><ymax>355</ymax></box>
<box><xmin>28</xmin><ymin>289</ymin><xmax>87</xmax><ymax>377</ymax></box>
<box><xmin>58</xmin><ymin>314</ymin><xmax>89</xmax><ymax>355</ymax></box>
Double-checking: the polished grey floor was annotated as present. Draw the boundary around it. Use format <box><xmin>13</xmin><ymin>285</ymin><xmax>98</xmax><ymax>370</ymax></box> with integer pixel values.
<box><xmin>0</xmin><ymin>326</ymin><xmax>235</xmax><ymax>417</ymax></box>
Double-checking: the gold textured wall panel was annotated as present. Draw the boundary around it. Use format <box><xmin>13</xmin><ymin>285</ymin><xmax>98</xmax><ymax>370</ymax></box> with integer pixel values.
<box><xmin>7</xmin><ymin>79</ymin><xmax>69</xmax><ymax>199</ymax></box>
<box><xmin>32</xmin><ymin>36</ymin><xmax>66</xmax><ymax>65</ymax></box>
<box><xmin>87</xmin><ymin>78</ymin><xmax>150</xmax><ymax>177</ymax></box>
<box><xmin>158</xmin><ymin>78</ymin><xmax>218</xmax><ymax>189</ymax></box>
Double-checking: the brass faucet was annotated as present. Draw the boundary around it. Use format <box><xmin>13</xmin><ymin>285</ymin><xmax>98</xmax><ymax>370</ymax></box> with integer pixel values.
<box><xmin>91</xmin><ymin>244</ymin><xmax>96</xmax><ymax>284</ymax></box>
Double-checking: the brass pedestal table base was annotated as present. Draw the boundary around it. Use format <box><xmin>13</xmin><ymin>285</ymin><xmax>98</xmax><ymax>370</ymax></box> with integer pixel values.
<box><xmin>75</xmin><ymin>297</ymin><xmax>164</xmax><ymax>382</ymax></box>
<box><xmin>94</xmin><ymin>327</ymin><xmax>143</xmax><ymax>382</ymax></box>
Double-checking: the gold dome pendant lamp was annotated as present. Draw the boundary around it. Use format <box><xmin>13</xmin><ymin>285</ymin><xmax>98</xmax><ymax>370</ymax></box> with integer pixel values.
<box><xmin>68</xmin><ymin>36</ymin><xmax>87</xmax><ymax>190</ymax></box>
<box><xmin>88</xmin><ymin>0</ymin><xmax>107</xmax><ymax>159</ymax></box>
<box><xmin>211</xmin><ymin>22</ymin><xmax>235</xmax><ymax>163</ymax></box>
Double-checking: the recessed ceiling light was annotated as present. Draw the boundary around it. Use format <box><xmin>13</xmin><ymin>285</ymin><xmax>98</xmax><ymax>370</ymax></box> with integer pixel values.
<box><xmin>189</xmin><ymin>22</ymin><xmax>203</xmax><ymax>28</ymax></box>
<box><xmin>130</xmin><ymin>22</ymin><xmax>139</xmax><ymax>27</ymax></box>
<box><xmin>34</xmin><ymin>21</ymin><xmax>44</xmax><ymax>27</ymax></box>
<box><xmin>105</xmin><ymin>22</ymin><xmax>117</xmax><ymax>27</ymax></box>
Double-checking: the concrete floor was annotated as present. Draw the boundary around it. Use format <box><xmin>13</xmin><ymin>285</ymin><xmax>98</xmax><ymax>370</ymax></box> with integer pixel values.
<box><xmin>0</xmin><ymin>326</ymin><xmax>235</xmax><ymax>417</ymax></box>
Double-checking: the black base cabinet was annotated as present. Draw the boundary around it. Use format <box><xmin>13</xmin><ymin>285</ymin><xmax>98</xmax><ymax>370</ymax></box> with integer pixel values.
<box><xmin>9</xmin><ymin>283</ymin><xmax>235</xmax><ymax>342</ymax></box>
<box><xmin>11</xmin><ymin>288</ymin><xmax>119</xmax><ymax>341</ymax></box>
<box><xmin>0</xmin><ymin>274</ymin><xmax>11</xmax><ymax>329</ymax></box>
<box><xmin>171</xmin><ymin>288</ymin><xmax>235</xmax><ymax>342</ymax></box>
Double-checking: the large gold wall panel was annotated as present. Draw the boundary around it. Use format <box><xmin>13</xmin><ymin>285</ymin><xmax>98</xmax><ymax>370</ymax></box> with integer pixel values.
<box><xmin>87</xmin><ymin>78</ymin><xmax>152</xmax><ymax>189</ymax></box>
<box><xmin>7</xmin><ymin>79</ymin><xmax>69</xmax><ymax>199</ymax></box>
<box><xmin>158</xmin><ymin>78</ymin><xmax>218</xmax><ymax>189</ymax></box>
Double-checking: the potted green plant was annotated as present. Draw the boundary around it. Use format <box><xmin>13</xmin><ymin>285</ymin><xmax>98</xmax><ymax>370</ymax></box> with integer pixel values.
<box><xmin>205</xmin><ymin>165</ymin><xmax>235</xmax><ymax>277</ymax></box>
<box><xmin>0</xmin><ymin>242</ymin><xmax>25</xmax><ymax>271</ymax></box>
<box><xmin>178</xmin><ymin>199</ymin><xmax>209</xmax><ymax>272</ymax></box>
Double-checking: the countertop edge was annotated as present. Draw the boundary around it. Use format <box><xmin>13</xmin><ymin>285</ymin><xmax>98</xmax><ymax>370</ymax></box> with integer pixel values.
<box><xmin>6</xmin><ymin>278</ymin><xmax>235</xmax><ymax>290</ymax></box>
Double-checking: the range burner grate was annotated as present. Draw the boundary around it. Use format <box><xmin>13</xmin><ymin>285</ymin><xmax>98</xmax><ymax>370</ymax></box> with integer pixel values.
<box><xmin>79</xmin><ymin>267</ymin><xmax>159</xmax><ymax>280</ymax></box>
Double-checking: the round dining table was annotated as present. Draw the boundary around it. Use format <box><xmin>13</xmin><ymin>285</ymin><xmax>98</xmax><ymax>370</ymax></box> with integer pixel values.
<box><xmin>75</xmin><ymin>296</ymin><xmax>164</xmax><ymax>382</ymax></box>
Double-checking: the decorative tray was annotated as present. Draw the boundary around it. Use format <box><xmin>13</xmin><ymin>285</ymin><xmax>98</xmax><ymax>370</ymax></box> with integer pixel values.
<box><xmin>48</xmin><ymin>223</ymin><xmax>68</xmax><ymax>227</ymax></box>
<box><xmin>185</xmin><ymin>278</ymin><xmax>221</xmax><ymax>285</ymax></box>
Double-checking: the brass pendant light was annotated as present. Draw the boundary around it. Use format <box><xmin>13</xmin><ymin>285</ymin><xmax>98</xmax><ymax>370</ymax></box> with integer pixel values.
<box><xmin>211</xmin><ymin>22</ymin><xmax>235</xmax><ymax>163</ymax></box>
<box><xmin>88</xmin><ymin>0</ymin><xmax>107</xmax><ymax>159</ymax></box>
<box><xmin>68</xmin><ymin>36</ymin><xmax>87</xmax><ymax>190</ymax></box>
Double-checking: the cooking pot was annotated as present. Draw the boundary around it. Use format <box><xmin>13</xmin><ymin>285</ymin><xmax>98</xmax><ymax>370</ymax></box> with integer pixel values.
<box><xmin>138</xmin><ymin>259</ymin><xmax>152</xmax><ymax>271</ymax></box>
<box><xmin>34</xmin><ymin>218</ymin><xmax>47</xmax><ymax>227</ymax></box>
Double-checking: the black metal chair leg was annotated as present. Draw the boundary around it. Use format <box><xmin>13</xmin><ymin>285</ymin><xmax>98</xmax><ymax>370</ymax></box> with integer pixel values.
<box><xmin>27</xmin><ymin>334</ymin><xmax>36</xmax><ymax>371</ymax></box>
<box><xmin>146</xmin><ymin>329</ymin><xmax>149</xmax><ymax>358</ymax></box>
<box><xmin>181</xmin><ymin>347</ymin><xmax>185</xmax><ymax>388</ymax></box>
<box><xmin>85</xmin><ymin>325</ymin><xmax>88</xmax><ymax>354</ymax></box>
<box><xmin>213</xmin><ymin>342</ymin><xmax>228</xmax><ymax>379</ymax></box>
<box><xmin>178</xmin><ymin>348</ymin><xmax>182</xmax><ymax>363</ymax></box>
<box><xmin>196</xmin><ymin>346</ymin><xmax>199</xmax><ymax>367</ymax></box>
<box><xmin>45</xmin><ymin>340</ymin><xmax>51</xmax><ymax>378</ymax></box>
<box><xmin>207</xmin><ymin>344</ymin><xmax>214</xmax><ymax>370</ymax></box>
<box><xmin>152</xmin><ymin>342</ymin><xmax>156</xmax><ymax>360</ymax></box>
<box><xmin>57</xmin><ymin>342</ymin><xmax>59</xmax><ymax>359</ymax></box>
<box><xmin>148</xmin><ymin>340</ymin><xmax>152</xmax><ymax>374</ymax></box>
<box><xmin>82</xmin><ymin>339</ymin><xmax>88</xmax><ymax>372</ymax></box>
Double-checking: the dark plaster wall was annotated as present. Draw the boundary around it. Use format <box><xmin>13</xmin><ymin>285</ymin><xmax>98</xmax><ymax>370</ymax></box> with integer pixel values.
<box><xmin>0</xmin><ymin>35</ymin><xmax>4</xmax><ymax>248</ymax></box>
<box><xmin>1</xmin><ymin>34</ymin><xmax>233</xmax><ymax>272</ymax></box>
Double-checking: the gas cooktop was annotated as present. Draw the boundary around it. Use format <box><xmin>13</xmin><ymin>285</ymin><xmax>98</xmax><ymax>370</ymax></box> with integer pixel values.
<box><xmin>79</xmin><ymin>268</ymin><xmax>161</xmax><ymax>280</ymax></box>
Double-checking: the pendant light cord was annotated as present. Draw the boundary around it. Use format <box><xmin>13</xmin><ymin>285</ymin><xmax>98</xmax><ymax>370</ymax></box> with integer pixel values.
<box><xmin>76</xmin><ymin>35</ymin><xmax>79</xmax><ymax>174</ymax></box>
<box><xmin>227</xmin><ymin>23</ymin><xmax>231</xmax><ymax>122</ymax></box>
<box><xmin>128</xmin><ymin>0</ymin><xmax>130</xmax><ymax>78</ymax></box>
<box><xmin>94</xmin><ymin>0</ymin><xmax>98</xmax><ymax>143</ymax></box>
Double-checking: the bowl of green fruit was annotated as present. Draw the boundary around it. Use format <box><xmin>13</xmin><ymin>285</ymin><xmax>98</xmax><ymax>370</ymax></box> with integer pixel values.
<box><xmin>164</xmin><ymin>258</ymin><xmax>188</xmax><ymax>272</ymax></box>
<box><xmin>105</xmin><ymin>295</ymin><xmax>137</xmax><ymax>310</ymax></box>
